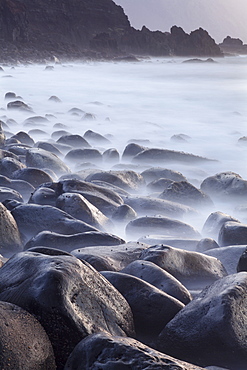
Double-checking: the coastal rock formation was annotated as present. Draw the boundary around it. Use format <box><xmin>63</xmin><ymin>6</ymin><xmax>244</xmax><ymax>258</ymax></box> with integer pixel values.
<box><xmin>0</xmin><ymin>0</ymin><xmax>222</xmax><ymax>62</ymax></box>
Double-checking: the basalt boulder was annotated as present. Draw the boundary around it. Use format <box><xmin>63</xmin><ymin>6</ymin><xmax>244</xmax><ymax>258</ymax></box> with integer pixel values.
<box><xmin>26</xmin><ymin>148</ymin><xmax>70</xmax><ymax>176</ymax></box>
<box><xmin>86</xmin><ymin>170</ymin><xmax>145</xmax><ymax>193</ymax></box>
<box><xmin>157</xmin><ymin>273</ymin><xmax>247</xmax><ymax>369</ymax></box>
<box><xmin>126</xmin><ymin>216</ymin><xmax>200</xmax><ymax>239</ymax></box>
<box><xmin>205</xmin><ymin>245</ymin><xmax>247</xmax><ymax>274</ymax></box>
<box><xmin>10</xmin><ymin>202</ymin><xmax>98</xmax><ymax>242</ymax></box>
<box><xmin>140</xmin><ymin>244</ymin><xmax>227</xmax><ymax>290</ymax></box>
<box><xmin>0</xmin><ymin>301</ymin><xmax>56</xmax><ymax>370</ymax></box>
<box><xmin>65</xmin><ymin>332</ymin><xmax>204</xmax><ymax>370</ymax></box>
<box><xmin>25</xmin><ymin>230</ymin><xmax>125</xmax><ymax>252</ymax></box>
<box><xmin>101</xmin><ymin>271</ymin><xmax>184</xmax><ymax>344</ymax></box>
<box><xmin>141</xmin><ymin>167</ymin><xmax>187</xmax><ymax>183</ymax></box>
<box><xmin>159</xmin><ymin>180</ymin><xmax>213</xmax><ymax>208</ymax></box>
<box><xmin>56</xmin><ymin>192</ymin><xmax>113</xmax><ymax>231</ymax></box>
<box><xmin>0</xmin><ymin>251</ymin><xmax>135</xmax><ymax>369</ymax></box>
<box><xmin>71</xmin><ymin>241</ymin><xmax>148</xmax><ymax>272</ymax></box>
<box><xmin>218</xmin><ymin>221</ymin><xmax>247</xmax><ymax>246</ymax></box>
<box><xmin>121</xmin><ymin>260</ymin><xmax>192</xmax><ymax>304</ymax></box>
<box><xmin>202</xmin><ymin>211</ymin><xmax>240</xmax><ymax>240</ymax></box>
<box><xmin>200</xmin><ymin>171</ymin><xmax>247</xmax><ymax>200</ymax></box>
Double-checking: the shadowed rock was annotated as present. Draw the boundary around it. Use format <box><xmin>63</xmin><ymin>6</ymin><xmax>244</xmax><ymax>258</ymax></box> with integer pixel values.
<box><xmin>157</xmin><ymin>273</ymin><xmax>247</xmax><ymax>369</ymax></box>
<box><xmin>12</xmin><ymin>167</ymin><xmax>54</xmax><ymax>187</ymax></box>
<box><xmin>57</xmin><ymin>134</ymin><xmax>90</xmax><ymax>148</ymax></box>
<box><xmin>0</xmin><ymin>251</ymin><xmax>135</xmax><ymax>369</ymax></box>
<box><xmin>64</xmin><ymin>332</ymin><xmax>205</xmax><ymax>370</ymax></box>
<box><xmin>83</xmin><ymin>130</ymin><xmax>111</xmax><ymax>145</ymax></box>
<box><xmin>121</xmin><ymin>260</ymin><xmax>192</xmax><ymax>304</ymax></box>
<box><xmin>101</xmin><ymin>271</ymin><xmax>184</xmax><ymax>344</ymax></box>
<box><xmin>0</xmin><ymin>301</ymin><xmax>56</xmax><ymax>369</ymax></box>
<box><xmin>218</xmin><ymin>221</ymin><xmax>247</xmax><ymax>246</ymax></box>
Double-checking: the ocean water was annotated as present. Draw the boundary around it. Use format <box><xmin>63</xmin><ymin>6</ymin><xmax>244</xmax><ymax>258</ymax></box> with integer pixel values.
<box><xmin>0</xmin><ymin>56</ymin><xmax>247</xmax><ymax>231</ymax></box>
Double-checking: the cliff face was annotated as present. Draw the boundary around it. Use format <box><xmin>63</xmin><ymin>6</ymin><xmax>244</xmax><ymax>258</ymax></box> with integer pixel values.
<box><xmin>0</xmin><ymin>0</ymin><xmax>222</xmax><ymax>61</ymax></box>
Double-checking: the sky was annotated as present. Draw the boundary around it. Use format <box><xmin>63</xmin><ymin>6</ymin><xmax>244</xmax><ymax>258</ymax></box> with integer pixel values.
<box><xmin>114</xmin><ymin>0</ymin><xmax>247</xmax><ymax>43</ymax></box>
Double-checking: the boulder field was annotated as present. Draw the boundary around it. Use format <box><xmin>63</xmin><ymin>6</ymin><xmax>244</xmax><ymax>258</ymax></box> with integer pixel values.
<box><xmin>0</xmin><ymin>89</ymin><xmax>245</xmax><ymax>370</ymax></box>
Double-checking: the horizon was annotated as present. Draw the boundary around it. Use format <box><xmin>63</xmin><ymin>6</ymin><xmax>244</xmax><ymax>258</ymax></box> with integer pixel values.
<box><xmin>114</xmin><ymin>0</ymin><xmax>247</xmax><ymax>44</ymax></box>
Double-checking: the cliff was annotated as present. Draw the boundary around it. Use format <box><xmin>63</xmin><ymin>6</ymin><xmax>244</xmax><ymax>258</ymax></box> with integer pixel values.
<box><xmin>0</xmin><ymin>0</ymin><xmax>222</xmax><ymax>62</ymax></box>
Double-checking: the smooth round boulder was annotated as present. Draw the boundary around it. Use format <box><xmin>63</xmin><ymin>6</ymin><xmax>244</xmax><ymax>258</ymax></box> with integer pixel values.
<box><xmin>200</xmin><ymin>171</ymin><xmax>247</xmax><ymax>200</ymax></box>
<box><xmin>218</xmin><ymin>221</ymin><xmax>247</xmax><ymax>246</ymax></box>
<box><xmin>111</xmin><ymin>204</ymin><xmax>137</xmax><ymax>222</ymax></box>
<box><xmin>56</xmin><ymin>192</ymin><xmax>113</xmax><ymax>231</ymax></box>
<box><xmin>157</xmin><ymin>272</ymin><xmax>247</xmax><ymax>369</ymax></box>
<box><xmin>11</xmin><ymin>167</ymin><xmax>54</xmax><ymax>187</ymax></box>
<box><xmin>0</xmin><ymin>301</ymin><xmax>56</xmax><ymax>369</ymax></box>
<box><xmin>0</xmin><ymin>186</ymin><xmax>23</xmax><ymax>202</ymax></box>
<box><xmin>121</xmin><ymin>260</ymin><xmax>192</xmax><ymax>304</ymax></box>
<box><xmin>101</xmin><ymin>271</ymin><xmax>184</xmax><ymax>344</ymax></box>
<box><xmin>65</xmin><ymin>148</ymin><xmax>102</xmax><ymax>165</ymax></box>
<box><xmin>64</xmin><ymin>332</ymin><xmax>204</xmax><ymax>370</ymax></box>
<box><xmin>122</xmin><ymin>142</ymin><xmax>147</xmax><ymax>159</ymax></box>
<box><xmin>0</xmin><ymin>252</ymin><xmax>135</xmax><ymax>369</ymax></box>
<box><xmin>0</xmin><ymin>157</ymin><xmax>26</xmax><ymax>178</ymax></box>
<box><xmin>102</xmin><ymin>148</ymin><xmax>119</xmax><ymax>164</ymax></box>
<box><xmin>124</xmin><ymin>196</ymin><xmax>197</xmax><ymax>218</ymax></box>
<box><xmin>159</xmin><ymin>180</ymin><xmax>213</xmax><ymax>208</ymax></box>
<box><xmin>26</xmin><ymin>148</ymin><xmax>70</xmax><ymax>176</ymax></box>
<box><xmin>141</xmin><ymin>167</ymin><xmax>187</xmax><ymax>183</ymax></box>
<box><xmin>202</xmin><ymin>211</ymin><xmax>240</xmax><ymax>240</ymax></box>
<box><xmin>11</xmin><ymin>131</ymin><xmax>34</xmax><ymax>146</ymax></box>
<box><xmin>71</xmin><ymin>241</ymin><xmax>148</xmax><ymax>271</ymax></box>
<box><xmin>25</xmin><ymin>230</ymin><xmax>125</xmax><ymax>252</ymax></box>
<box><xmin>140</xmin><ymin>245</ymin><xmax>227</xmax><ymax>290</ymax></box>
<box><xmin>196</xmin><ymin>238</ymin><xmax>219</xmax><ymax>253</ymax></box>
<box><xmin>126</xmin><ymin>216</ymin><xmax>200</xmax><ymax>239</ymax></box>
<box><xmin>86</xmin><ymin>170</ymin><xmax>145</xmax><ymax>193</ymax></box>
<box><xmin>36</xmin><ymin>141</ymin><xmax>62</xmax><ymax>156</ymax></box>
<box><xmin>57</xmin><ymin>134</ymin><xmax>90</xmax><ymax>148</ymax></box>
<box><xmin>83</xmin><ymin>129</ymin><xmax>110</xmax><ymax>145</ymax></box>
<box><xmin>10</xmin><ymin>203</ymin><xmax>98</xmax><ymax>242</ymax></box>
<box><xmin>146</xmin><ymin>178</ymin><xmax>175</xmax><ymax>192</ymax></box>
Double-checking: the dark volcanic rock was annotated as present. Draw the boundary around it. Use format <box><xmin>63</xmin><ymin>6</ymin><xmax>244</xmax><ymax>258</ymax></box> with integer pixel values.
<box><xmin>64</xmin><ymin>332</ymin><xmax>204</xmax><ymax>370</ymax></box>
<box><xmin>132</xmin><ymin>148</ymin><xmax>215</xmax><ymax>165</ymax></box>
<box><xmin>126</xmin><ymin>216</ymin><xmax>200</xmax><ymax>239</ymax></box>
<box><xmin>0</xmin><ymin>252</ymin><xmax>135</xmax><ymax>369</ymax></box>
<box><xmin>202</xmin><ymin>211</ymin><xmax>240</xmax><ymax>240</ymax></box>
<box><xmin>0</xmin><ymin>301</ymin><xmax>56</xmax><ymax>370</ymax></box>
<box><xmin>157</xmin><ymin>273</ymin><xmax>247</xmax><ymax>369</ymax></box>
<box><xmin>101</xmin><ymin>271</ymin><xmax>184</xmax><ymax>344</ymax></box>
<box><xmin>26</xmin><ymin>148</ymin><xmax>70</xmax><ymax>176</ymax></box>
<box><xmin>121</xmin><ymin>260</ymin><xmax>192</xmax><ymax>305</ymax></box>
<box><xmin>200</xmin><ymin>171</ymin><xmax>247</xmax><ymax>200</ymax></box>
<box><xmin>71</xmin><ymin>241</ymin><xmax>148</xmax><ymax>272</ymax></box>
<box><xmin>218</xmin><ymin>221</ymin><xmax>247</xmax><ymax>246</ymax></box>
<box><xmin>25</xmin><ymin>230</ymin><xmax>125</xmax><ymax>252</ymax></box>
<box><xmin>10</xmin><ymin>202</ymin><xmax>98</xmax><ymax>242</ymax></box>
<box><xmin>159</xmin><ymin>180</ymin><xmax>213</xmax><ymax>208</ymax></box>
<box><xmin>0</xmin><ymin>0</ymin><xmax>222</xmax><ymax>62</ymax></box>
<box><xmin>140</xmin><ymin>244</ymin><xmax>227</xmax><ymax>290</ymax></box>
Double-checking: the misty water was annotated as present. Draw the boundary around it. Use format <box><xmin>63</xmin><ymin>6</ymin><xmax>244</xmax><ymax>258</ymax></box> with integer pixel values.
<box><xmin>1</xmin><ymin>55</ymin><xmax>247</xmax><ymax>236</ymax></box>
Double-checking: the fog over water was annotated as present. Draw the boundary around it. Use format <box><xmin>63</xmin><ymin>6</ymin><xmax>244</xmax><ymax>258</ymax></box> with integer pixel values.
<box><xmin>1</xmin><ymin>56</ymin><xmax>247</xmax><ymax>233</ymax></box>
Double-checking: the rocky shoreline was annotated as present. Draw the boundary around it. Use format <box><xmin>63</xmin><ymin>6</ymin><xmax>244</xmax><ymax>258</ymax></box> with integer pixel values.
<box><xmin>0</xmin><ymin>59</ymin><xmax>246</xmax><ymax>369</ymax></box>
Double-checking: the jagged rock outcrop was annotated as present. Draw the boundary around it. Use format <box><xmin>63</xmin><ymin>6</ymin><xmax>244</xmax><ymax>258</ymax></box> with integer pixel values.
<box><xmin>0</xmin><ymin>0</ymin><xmax>222</xmax><ymax>62</ymax></box>
<box><xmin>219</xmin><ymin>36</ymin><xmax>247</xmax><ymax>55</ymax></box>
